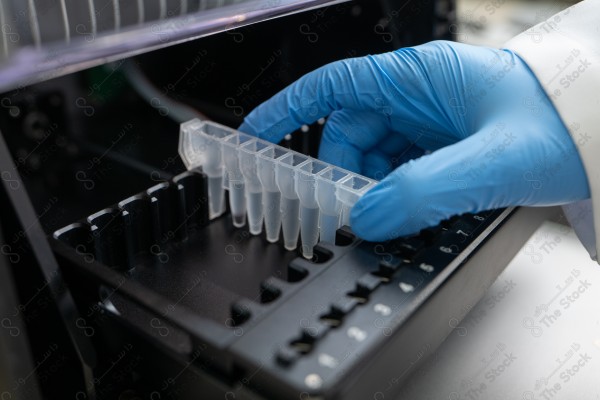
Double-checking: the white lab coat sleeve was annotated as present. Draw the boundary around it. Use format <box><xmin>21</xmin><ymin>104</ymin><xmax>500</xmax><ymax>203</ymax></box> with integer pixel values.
<box><xmin>503</xmin><ymin>0</ymin><xmax>600</xmax><ymax>262</ymax></box>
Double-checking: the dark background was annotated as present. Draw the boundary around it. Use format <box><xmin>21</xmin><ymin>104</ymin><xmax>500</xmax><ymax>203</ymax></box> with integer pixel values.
<box><xmin>0</xmin><ymin>1</ymin><xmax>454</xmax><ymax>398</ymax></box>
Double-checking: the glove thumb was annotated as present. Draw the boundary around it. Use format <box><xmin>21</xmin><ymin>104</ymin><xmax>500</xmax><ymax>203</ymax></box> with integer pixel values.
<box><xmin>349</xmin><ymin>121</ymin><xmax>588</xmax><ymax>242</ymax></box>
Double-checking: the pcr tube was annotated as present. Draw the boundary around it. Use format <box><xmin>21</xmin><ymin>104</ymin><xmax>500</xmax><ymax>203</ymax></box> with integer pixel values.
<box><xmin>337</xmin><ymin>175</ymin><xmax>377</xmax><ymax>227</ymax></box>
<box><xmin>178</xmin><ymin>119</ymin><xmax>230</xmax><ymax>219</ymax></box>
<box><xmin>295</xmin><ymin>159</ymin><xmax>329</xmax><ymax>259</ymax></box>
<box><xmin>257</xmin><ymin>145</ymin><xmax>288</xmax><ymax>243</ymax></box>
<box><xmin>179</xmin><ymin>120</ymin><xmax>378</xmax><ymax>248</ymax></box>
<box><xmin>316</xmin><ymin>167</ymin><xmax>350</xmax><ymax>244</ymax></box>
<box><xmin>222</xmin><ymin>132</ymin><xmax>254</xmax><ymax>228</ymax></box>
<box><xmin>239</xmin><ymin>139</ymin><xmax>270</xmax><ymax>235</ymax></box>
<box><xmin>276</xmin><ymin>152</ymin><xmax>309</xmax><ymax>251</ymax></box>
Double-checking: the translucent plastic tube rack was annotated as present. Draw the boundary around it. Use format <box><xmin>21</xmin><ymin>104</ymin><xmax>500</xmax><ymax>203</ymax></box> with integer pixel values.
<box><xmin>179</xmin><ymin>119</ymin><xmax>378</xmax><ymax>259</ymax></box>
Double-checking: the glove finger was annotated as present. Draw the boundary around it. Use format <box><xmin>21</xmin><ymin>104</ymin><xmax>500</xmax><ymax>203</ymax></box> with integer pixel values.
<box><xmin>317</xmin><ymin>110</ymin><xmax>394</xmax><ymax>174</ymax></box>
<box><xmin>350</xmin><ymin>120</ymin><xmax>590</xmax><ymax>241</ymax></box>
<box><xmin>317</xmin><ymin>109</ymin><xmax>426</xmax><ymax>179</ymax></box>
<box><xmin>239</xmin><ymin>54</ymin><xmax>433</xmax><ymax>143</ymax></box>
<box><xmin>362</xmin><ymin>143</ymin><xmax>425</xmax><ymax>180</ymax></box>
<box><xmin>362</xmin><ymin>150</ymin><xmax>395</xmax><ymax>180</ymax></box>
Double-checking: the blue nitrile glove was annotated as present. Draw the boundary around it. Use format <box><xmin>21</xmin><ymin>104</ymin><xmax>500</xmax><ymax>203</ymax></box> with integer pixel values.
<box><xmin>239</xmin><ymin>41</ymin><xmax>590</xmax><ymax>242</ymax></box>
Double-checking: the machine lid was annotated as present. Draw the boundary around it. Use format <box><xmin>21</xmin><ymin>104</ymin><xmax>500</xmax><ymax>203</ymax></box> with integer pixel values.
<box><xmin>0</xmin><ymin>0</ymin><xmax>348</xmax><ymax>93</ymax></box>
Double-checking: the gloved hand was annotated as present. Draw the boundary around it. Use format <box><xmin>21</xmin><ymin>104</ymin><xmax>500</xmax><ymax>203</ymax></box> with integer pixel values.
<box><xmin>239</xmin><ymin>40</ymin><xmax>590</xmax><ymax>242</ymax></box>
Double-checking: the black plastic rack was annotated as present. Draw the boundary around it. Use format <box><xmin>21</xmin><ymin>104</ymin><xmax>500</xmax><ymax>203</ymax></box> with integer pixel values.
<box><xmin>51</xmin><ymin>168</ymin><xmax>517</xmax><ymax>400</ymax></box>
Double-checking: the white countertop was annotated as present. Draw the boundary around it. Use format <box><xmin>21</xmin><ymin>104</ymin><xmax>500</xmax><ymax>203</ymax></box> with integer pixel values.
<box><xmin>398</xmin><ymin>221</ymin><xmax>600</xmax><ymax>399</ymax></box>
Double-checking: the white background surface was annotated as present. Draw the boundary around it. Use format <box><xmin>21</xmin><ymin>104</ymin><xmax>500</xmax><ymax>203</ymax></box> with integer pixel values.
<box><xmin>456</xmin><ymin>0</ymin><xmax>574</xmax><ymax>47</ymax></box>
<box><xmin>393</xmin><ymin>1</ymin><xmax>600</xmax><ymax>398</ymax></box>
<box><xmin>397</xmin><ymin>221</ymin><xmax>600</xmax><ymax>399</ymax></box>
